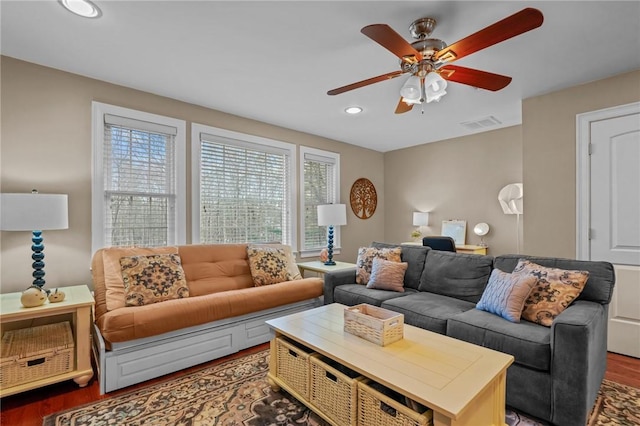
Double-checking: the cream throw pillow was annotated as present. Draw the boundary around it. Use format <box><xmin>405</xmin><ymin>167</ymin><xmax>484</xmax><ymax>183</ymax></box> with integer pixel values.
<box><xmin>513</xmin><ymin>259</ymin><xmax>589</xmax><ymax>326</ymax></box>
<box><xmin>250</xmin><ymin>243</ymin><xmax>302</xmax><ymax>280</ymax></box>
<box><xmin>102</xmin><ymin>246</ymin><xmax>179</xmax><ymax>311</ymax></box>
<box><xmin>120</xmin><ymin>253</ymin><xmax>189</xmax><ymax>307</ymax></box>
<box><xmin>247</xmin><ymin>246</ymin><xmax>290</xmax><ymax>286</ymax></box>
<box><xmin>355</xmin><ymin>247</ymin><xmax>402</xmax><ymax>285</ymax></box>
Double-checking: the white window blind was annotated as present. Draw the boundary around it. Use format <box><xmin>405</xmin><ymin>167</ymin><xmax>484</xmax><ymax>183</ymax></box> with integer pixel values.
<box><xmin>300</xmin><ymin>147</ymin><xmax>340</xmax><ymax>253</ymax></box>
<box><xmin>197</xmin><ymin>131</ymin><xmax>293</xmax><ymax>245</ymax></box>
<box><xmin>92</xmin><ymin>102</ymin><xmax>186</xmax><ymax>253</ymax></box>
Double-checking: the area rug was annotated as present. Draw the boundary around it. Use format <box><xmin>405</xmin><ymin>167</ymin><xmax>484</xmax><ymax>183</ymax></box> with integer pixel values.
<box><xmin>43</xmin><ymin>349</ymin><xmax>638</xmax><ymax>426</ymax></box>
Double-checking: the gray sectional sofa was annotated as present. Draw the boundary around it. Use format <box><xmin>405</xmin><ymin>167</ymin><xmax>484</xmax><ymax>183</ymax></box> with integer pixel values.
<box><xmin>323</xmin><ymin>242</ymin><xmax>616</xmax><ymax>426</ymax></box>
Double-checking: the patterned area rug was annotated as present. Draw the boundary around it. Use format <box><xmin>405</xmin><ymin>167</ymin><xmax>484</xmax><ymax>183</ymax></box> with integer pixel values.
<box><xmin>43</xmin><ymin>349</ymin><xmax>638</xmax><ymax>426</ymax></box>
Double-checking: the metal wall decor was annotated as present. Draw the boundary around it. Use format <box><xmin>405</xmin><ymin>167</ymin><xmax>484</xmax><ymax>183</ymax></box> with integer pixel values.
<box><xmin>350</xmin><ymin>178</ymin><xmax>377</xmax><ymax>219</ymax></box>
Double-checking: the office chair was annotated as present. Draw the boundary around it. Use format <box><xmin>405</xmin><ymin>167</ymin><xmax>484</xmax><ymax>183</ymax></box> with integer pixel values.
<box><xmin>422</xmin><ymin>236</ymin><xmax>457</xmax><ymax>252</ymax></box>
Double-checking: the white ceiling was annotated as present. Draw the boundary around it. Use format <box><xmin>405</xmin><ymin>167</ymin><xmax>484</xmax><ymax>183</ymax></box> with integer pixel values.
<box><xmin>1</xmin><ymin>1</ymin><xmax>639</xmax><ymax>152</ymax></box>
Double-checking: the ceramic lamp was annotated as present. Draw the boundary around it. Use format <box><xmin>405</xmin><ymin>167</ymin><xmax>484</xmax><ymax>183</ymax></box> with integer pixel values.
<box><xmin>317</xmin><ymin>204</ymin><xmax>347</xmax><ymax>265</ymax></box>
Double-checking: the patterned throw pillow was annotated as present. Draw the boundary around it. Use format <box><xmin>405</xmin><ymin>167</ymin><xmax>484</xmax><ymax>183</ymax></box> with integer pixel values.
<box><xmin>250</xmin><ymin>243</ymin><xmax>302</xmax><ymax>280</ymax></box>
<box><xmin>120</xmin><ymin>253</ymin><xmax>189</xmax><ymax>307</ymax></box>
<box><xmin>247</xmin><ymin>246</ymin><xmax>290</xmax><ymax>286</ymax></box>
<box><xmin>476</xmin><ymin>269</ymin><xmax>538</xmax><ymax>323</ymax></box>
<box><xmin>355</xmin><ymin>247</ymin><xmax>402</xmax><ymax>285</ymax></box>
<box><xmin>366</xmin><ymin>258</ymin><xmax>408</xmax><ymax>292</ymax></box>
<box><xmin>513</xmin><ymin>259</ymin><xmax>590</xmax><ymax>327</ymax></box>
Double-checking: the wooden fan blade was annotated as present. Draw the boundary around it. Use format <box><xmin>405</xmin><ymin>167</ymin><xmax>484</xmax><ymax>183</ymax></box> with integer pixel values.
<box><xmin>440</xmin><ymin>65</ymin><xmax>512</xmax><ymax>91</ymax></box>
<box><xmin>395</xmin><ymin>98</ymin><xmax>414</xmax><ymax>114</ymax></box>
<box><xmin>361</xmin><ymin>24</ymin><xmax>423</xmax><ymax>63</ymax></box>
<box><xmin>434</xmin><ymin>8</ymin><xmax>543</xmax><ymax>64</ymax></box>
<box><xmin>327</xmin><ymin>70</ymin><xmax>404</xmax><ymax>96</ymax></box>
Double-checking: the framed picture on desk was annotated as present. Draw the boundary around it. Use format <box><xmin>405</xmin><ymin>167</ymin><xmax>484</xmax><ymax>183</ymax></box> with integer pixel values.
<box><xmin>442</xmin><ymin>220</ymin><xmax>467</xmax><ymax>245</ymax></box>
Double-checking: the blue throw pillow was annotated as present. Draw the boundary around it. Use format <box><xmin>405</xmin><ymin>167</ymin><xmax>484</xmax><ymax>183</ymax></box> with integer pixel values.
<box><xmin>476</xmin><ymin>268</ymin><xmax>537</xmax><ymax>322</ymax></box>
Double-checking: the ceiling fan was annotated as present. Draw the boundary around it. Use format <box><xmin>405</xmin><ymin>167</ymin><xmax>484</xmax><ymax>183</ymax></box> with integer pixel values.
<box><xmin>327</xmin><ymin>8</ymin><xmax>544</xmax><ymax>114</ymax></box>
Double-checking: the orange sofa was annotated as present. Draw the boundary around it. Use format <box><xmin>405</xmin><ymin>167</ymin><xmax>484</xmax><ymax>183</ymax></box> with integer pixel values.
<box><xmin>92</xmin><ymin>244</ymin><xmax>323</xmax><ymax>394</ymax></box>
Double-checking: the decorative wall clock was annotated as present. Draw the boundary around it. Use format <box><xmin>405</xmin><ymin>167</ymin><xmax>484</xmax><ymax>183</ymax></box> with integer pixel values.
<box><xmin>350</xmin><ymin>178</ymin><xmax>377</xmax><ymax>219</ymax></box>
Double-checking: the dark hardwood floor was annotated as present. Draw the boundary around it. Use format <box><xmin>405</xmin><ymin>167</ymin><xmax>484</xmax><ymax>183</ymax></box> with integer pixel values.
<box><xmin>1</xmin><ymin>347</ymin><xmax>638</xmax><ymax>426</ymax></box>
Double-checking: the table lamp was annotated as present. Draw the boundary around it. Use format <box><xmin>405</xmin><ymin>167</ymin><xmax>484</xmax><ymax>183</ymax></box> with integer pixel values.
<box><xmin>317</xmin><ymin>204</ymin><xmax>347</xmax><ymax>265</ymax></box>
<box><xmin>1</xmin><ymin>191</ymin><xmax>69</xmax><ymax>291</ymax></box>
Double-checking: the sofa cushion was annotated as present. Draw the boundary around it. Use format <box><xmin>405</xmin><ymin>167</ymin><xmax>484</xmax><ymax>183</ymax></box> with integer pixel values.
<box><xmin>372</xmin><ymin>242</ymin><xmax>429</xmax><ymax>290</ymax></box>
<box><xmin>120</xmin><ymin>253</ymin><xmax>189</xmax><ymax>307</ymax></box>
<box><xmin>381</xmin><ymin>292</ymin><xmax>476</xmax><ymax>335</ymax></box>
<box><xmin>355</xmin><ymin>246</ymin><xmax>402</xmax><ymax>285</ymax></box>
<box><xmin>494</xmin><ymin>254</ymin><xmax>614</xmax><ymax>305</ymax></box>
<box><xmin>334</xmin><ymin>284</ymin><xmax>415</xmax><ymax>307</ymax></box>
<box><xmin>96</xmin><ymin>278</ymin><xmax>324</xmax><ymax>344</ymax></box>
<box><xmin>513</xmin><ymin>259</ymin><xmax>589</xmax><ymax>327</ymax></box>
<box><xmin>366</xmin><ymin>258</ymin><xmax>408</xmax><ymax>292</ymax></box>
<box><xmin>247</xmin><ymin>245</ymin><xmax>290</xmax><ymax>286</ymax></box>
<box><xmin>447</xmin><ymin>308</ymin><xmax>551</xmax><ymax>371</ymax></box>
<box><xmin>476</xmin><ymin>268</ymin><xmax>537</xmax><ymax>323</ymax></box>
<box><xmin>102</xmin><ymin>246</ymin><xmax>180</xmax><ymax>311</ymax></box>
<box><xmin>178</xmin><ymin>244</ymin><xmax>254</xmax><ymax>297</ymax></box>
<box><xmin>418</xmin><ymin>251</ymin><xmax>493</xmax><ymax>303</ymax></box>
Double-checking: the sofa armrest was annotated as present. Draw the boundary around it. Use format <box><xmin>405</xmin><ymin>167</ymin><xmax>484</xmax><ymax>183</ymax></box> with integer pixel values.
<box><xmin>323</xmin><ymin>269</ymin><xmax>357</xmax><ymax>304</ymax></box>
<box><xmin>550</xmin><ymin>300</ymin><xmax>608</xmax><ymax>425</ymax></box>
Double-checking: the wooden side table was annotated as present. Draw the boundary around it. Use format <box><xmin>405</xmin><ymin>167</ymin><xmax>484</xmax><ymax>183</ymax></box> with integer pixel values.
<box><xmin>0</xmin><ymin>285</ymin><xmax>95</xmax><ymax>397</ymax></box>
<box><xmin>297</xmin><ymin>261</ymin><xmax>357</xmax><ymax>278</ymax></box>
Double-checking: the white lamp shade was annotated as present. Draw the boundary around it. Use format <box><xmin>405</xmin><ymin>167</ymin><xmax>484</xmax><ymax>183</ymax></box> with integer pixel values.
<box><xmin>413</xmin><ymin>212</ymin><xmax>430</xmax><ymax>226</ymax></box>
<box><xmin>425</xmin><ymin>72</ymin><xmax>447</xmax><ymax>103</ymax></box>
<box><xmin>498</xmin><ymin>183</ymin><xmax>523</xmax><ymax>215</ymax></box>
<box><xmin>317</xmin><ymin>204</ymin><xmax>347</xmax><ymax>226</ymax></box>
<box><xmin>400</xmin><ymin>75</ymin><xmax>422</xmax><ymax>101</ymax></box>
<box><xmin>1</xmin><ymin>193</ymin><xmax>69</xmax><ymax>231</ymax></box>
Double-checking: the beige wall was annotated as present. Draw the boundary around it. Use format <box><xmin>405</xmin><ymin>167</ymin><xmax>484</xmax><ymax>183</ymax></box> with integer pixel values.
<box><xmin>522</xmin><ymin>69</ymin><xmax>640</xmax><ymax>257</ymax></box>
<box><xmin>0</xmin><ymin>56</ymin><xmax>385</xmax><ymax>293</ymax></box>
<box><xmin>383</xmin><ymin>126</ymin><xmax>524</xmax><ymax>255</ymax></box>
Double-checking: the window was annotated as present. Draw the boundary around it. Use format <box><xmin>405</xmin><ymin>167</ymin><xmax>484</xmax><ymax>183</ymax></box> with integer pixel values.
<box><xmin>191</xmin><ymin>123</ymin><xmax>296</xmax><ymax>247</ymax></box>
<box><xmin>91</xmin><ymin>102</ymin><xmax>186</xmax><ymax>253</ymax></box>
<box><xmin>299</xmin><ymin>146</ymin><xmax>340</xmax><ymax>256</ymax></box>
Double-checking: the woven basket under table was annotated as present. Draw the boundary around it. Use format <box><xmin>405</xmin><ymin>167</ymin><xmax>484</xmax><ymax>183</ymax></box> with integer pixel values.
<box><xmin>310</xmin><ymin>356</ymin><xmax>364</xmax><ymax>426</ymax></box>
<box><xmin>357</xmin><ymin>379</ymin><xmax>433</xmax><ymax>426</ymax></box>
<box><xmin>1</xmin><ymin>322</ymin><xmax>75</xmax><ymax>388</ymax></box>
<box><xmin>275</xmin><ymin>337</ymin><xmax>314</xmax><ymax>400</ymax></box>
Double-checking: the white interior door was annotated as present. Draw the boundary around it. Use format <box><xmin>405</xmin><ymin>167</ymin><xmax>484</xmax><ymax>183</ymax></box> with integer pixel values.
<box><xmin>577</xmin><ymin>102</ymin><xmax>640</xmax><ymax>358</ymax></box>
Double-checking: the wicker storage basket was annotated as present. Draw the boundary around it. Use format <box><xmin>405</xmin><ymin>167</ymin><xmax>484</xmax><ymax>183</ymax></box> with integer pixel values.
<box><xmin>1</xmin><ymin>322</ymin><xmax>75</xmax><ymax>388</ymax></box>
<box><xmin>309</xmin><ymin>356</ymin><xmax>364</xmax><ymax>426</ymax></box>
<box><xmin>357</xmin><ymin>380</ymin><xmax>433</xmax><ymax>426</ymax></box>
<box><xmin>344</xmin><ymin>304</ymin><xmax>404</xmax><ymax>346</ymax></box>
<box><xmin>275</xmin><ymin>337</ymin><xmax>314</xmax><ymax>400</ymax></box>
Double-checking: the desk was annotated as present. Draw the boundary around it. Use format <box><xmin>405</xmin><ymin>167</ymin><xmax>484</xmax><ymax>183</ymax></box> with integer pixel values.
<box><xmin>402</xmin><ymin>242</ymin><xmax>488</xmax><ymax>255</ymax></box>
<box><xmin>297</xmin><ymin>261</ymin><xmax>357</xmax><ymax>278</ymax></box>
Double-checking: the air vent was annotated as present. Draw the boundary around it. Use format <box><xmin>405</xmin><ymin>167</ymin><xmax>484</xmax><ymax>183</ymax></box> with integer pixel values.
<box><xmin>460</xmin><ymin>116</ymin><xmax>502</xmax><ymax>131</ymax></box>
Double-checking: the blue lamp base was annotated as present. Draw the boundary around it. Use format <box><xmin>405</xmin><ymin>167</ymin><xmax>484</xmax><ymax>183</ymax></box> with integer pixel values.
<box><xmin>31</xmin><ymin>230</ymin><xmax>47</xmax><ymax>289</ymax></box>
<box><xmin>324</xmin><ymin>225</ymin><xmax>336</xmax><ymax>266</ymax></box>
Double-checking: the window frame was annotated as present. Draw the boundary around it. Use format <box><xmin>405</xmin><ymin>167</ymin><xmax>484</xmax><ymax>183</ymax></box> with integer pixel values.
<box><xmin>91</xmin><ymin>102</ymin><xmax>186</xmax><ymax>254</ymax></box>
<box><xmin>191</xmin><ymin>123</ymin><xmax>297</xmax><ymax>249</ymax></box>
<box><xmin>298</xmin><ymin>146</ymin><xmax>341</xmax><ymax>258</ymax></box>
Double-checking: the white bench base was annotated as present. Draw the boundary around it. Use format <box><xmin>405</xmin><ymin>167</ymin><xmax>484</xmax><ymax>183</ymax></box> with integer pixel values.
<box><xmin>92</xmin><ymin>297</ymin><xmax>323</xmax><ymax>394</ymax></box>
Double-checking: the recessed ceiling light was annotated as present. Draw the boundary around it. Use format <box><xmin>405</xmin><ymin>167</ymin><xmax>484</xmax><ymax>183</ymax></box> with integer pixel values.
<box><xmin>345</xmin><ymin>106</ymin><xmax>363</xmax><ymax>114</ymax></box>
<box><xmin>59</xmin><ymin>0</ymin><xmax>102</xmax><ymax>18</ymax></box>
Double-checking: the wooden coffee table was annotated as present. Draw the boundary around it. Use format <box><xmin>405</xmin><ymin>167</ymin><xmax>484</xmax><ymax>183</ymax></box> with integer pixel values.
<box><xmin>266</xmin><ymin>303</ymin><xmax>513</xmax><ymax>426</ymax></box>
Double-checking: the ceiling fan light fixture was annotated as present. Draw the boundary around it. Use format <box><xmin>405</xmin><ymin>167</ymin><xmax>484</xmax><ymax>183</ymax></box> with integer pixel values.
<box><xmin>424</xmin><ymin>71</ymin><xmax>447</xmax><ymax>103</ymax></box>
<box><xmin>400</xmin><ymin>75</ymin><xmax>422</xmax><ymax>101</ymax></box>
